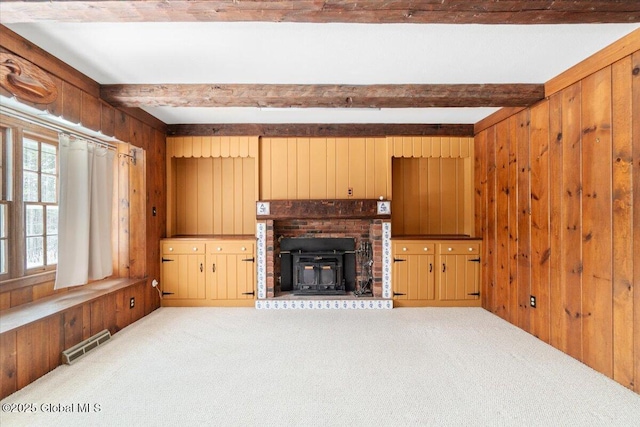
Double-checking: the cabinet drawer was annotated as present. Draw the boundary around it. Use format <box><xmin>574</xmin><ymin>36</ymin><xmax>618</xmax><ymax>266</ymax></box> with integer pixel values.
<box><xmin>393</xmin><ymin>242</ymin><xmax>436</xmax><ymax>254</ymax></box>
<box><xmin>162</xmin><ymin>241</ymin><xmax>205</xmax><ymax>254</ymax></box>
<box><xmin>438</xmin><ymin>242</ymin><xmax>480</xmax><ymax>255</ymax></box>
<box><xmin>207</xmin><ymin>241</ymin><xmax>254</xmax><ymax>254</ymax></box>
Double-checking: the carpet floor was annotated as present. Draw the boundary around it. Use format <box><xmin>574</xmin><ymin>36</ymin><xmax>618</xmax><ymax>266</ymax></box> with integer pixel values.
<box><xmin>1</xmin><ymin>307</ymin><xmax>639</xmax><ymax>426</ymax></box>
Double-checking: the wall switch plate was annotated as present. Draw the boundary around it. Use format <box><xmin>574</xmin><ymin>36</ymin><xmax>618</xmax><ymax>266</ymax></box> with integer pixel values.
<box><xmin>130</xmin><ymin>297</ymin><xmax>135</xmax><ymax>309</ymax></box>
<box><xmin>530</xmin><ymin>295</ymin><xmax>536</xmax><ymax>308</ymax></box>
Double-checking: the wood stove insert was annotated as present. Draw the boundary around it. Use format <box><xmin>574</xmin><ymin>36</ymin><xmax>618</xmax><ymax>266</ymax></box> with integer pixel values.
<box><xmin>280</xmin><ymin>238</ymin><xmax>356</xmax><ymax>295</ymax></box>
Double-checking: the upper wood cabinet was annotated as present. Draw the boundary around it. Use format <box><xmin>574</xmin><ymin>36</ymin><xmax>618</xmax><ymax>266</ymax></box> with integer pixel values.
<box><xmin>166</xmin><ymin>136</ymin><xmax>259</xmax><ymax>237</ymax></box>
<box><xmin>260</xmin><ymin>137</ymin><xmax>391</xmax><ymax>200</ymax></box>
<box><xmin>390</xmin><ymin>136</ymin><xmax>475</xmax><ymax>236</ymax></box>
<box><xmin>173</xmin><ymin>157</ymin><xmax>256</xmax><ymax>235</ymax></box>
<box><xmin>166</xmin><ymin>135</ymin><xmax>476</xmax><ymax>238</ymax></box>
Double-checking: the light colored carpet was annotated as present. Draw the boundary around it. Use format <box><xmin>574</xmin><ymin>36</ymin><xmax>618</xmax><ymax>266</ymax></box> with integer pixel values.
<box><xmin>1</xmin><ymin>307</ymin><xmax>639</xmax><ymax>426</ymax></box>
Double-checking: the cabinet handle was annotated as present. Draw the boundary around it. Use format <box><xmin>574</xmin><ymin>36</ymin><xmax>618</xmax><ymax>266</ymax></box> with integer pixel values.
<box><xmin>402</xmin><ymin>247</ymin><xmax>407</xmax><ymax>251</ymax></box>
<box><xmin>200</xmin><ymin>263</ymin><xmax>203</xmax><ymax>273</ymax></box>
<box><xmin>448</xmin><ymin>247</ymin><xmax>453</xmax><ymax>252</ymax></box>
<box><xmin>169</xmin><ymin>247</ymin><xmax>173</xmax><ymax>252</ymax></box>
<box><xmin>241</xmin><ymin>247</ymin><xmax>246</xmax><ymax>251</ymax></box>
<box><xmin>217</xmin><ymin>247</ymin><xmax>222</xmax><ymax>251</ymax></box>
<box><xmin>429</xmin><ymin>263</ymin><xmax>433</xmax><ymax>273</ymax></box>
<box><xmin>442</xmin><ymin>263</ymin><xmax>446</xmax><ymax>273</ymax></box>
<box><xmin>193</xmin><ymin>247</ymin><xmax>198</xmax><ymax>252</ymax></box>
<box><xmin>212</xmin><ymin>263</ymin><xmax>216</xmax><ymax>273</ymax></box>
<box><xmin>423</xmin><ymin>247</ymin><xmax>429</xmax><ymax>251</ymax></box>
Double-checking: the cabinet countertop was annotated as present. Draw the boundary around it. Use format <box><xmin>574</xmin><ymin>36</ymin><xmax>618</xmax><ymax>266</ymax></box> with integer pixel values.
<box><xmin>391</xmin><ymin>235</ymin><xmax>482</xmax><ymax>241</ymax></box>
<box><xmin>164</xmin><ymin>235</ymin><xmax>256</xmax><ymax>241</ymax></box>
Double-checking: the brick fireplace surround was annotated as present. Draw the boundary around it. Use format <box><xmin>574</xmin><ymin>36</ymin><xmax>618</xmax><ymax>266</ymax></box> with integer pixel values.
<box><xmin>257</xmin><ymin>200</ymin><xmax>390</xmax><ymax>298</ymax></box>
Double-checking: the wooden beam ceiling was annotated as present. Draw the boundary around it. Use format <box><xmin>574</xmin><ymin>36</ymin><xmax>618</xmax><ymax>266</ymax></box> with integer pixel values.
<box><xmin>166</xmin><ymin>123</ymin><xmax>474</xmax><ymax>137</ymax></box>
<box><xmin>101</xmin><ymin>83</ymin><xmax>544</xmax><ymax>109</ymax></box>
<box><xmin>0</xmin><ymin>1</ymin><xmax>638</xmax><ymax>24</ymax></box>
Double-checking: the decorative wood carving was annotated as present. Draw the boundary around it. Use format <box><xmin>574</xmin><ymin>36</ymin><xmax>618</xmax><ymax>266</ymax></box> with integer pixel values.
<box><xmin>1</xmin><ymin>1</ymin><xmax>638</xmax><ymax>24</ymax></box>
<box><xmin>101</xmin><ymin>83</ymin><xmax>545</xmax><ymax>109</ymax></box>
<box><xmin>0</xmin><ymin>52</ymin><xmax>58</xmax><ymax>104</ymax></box>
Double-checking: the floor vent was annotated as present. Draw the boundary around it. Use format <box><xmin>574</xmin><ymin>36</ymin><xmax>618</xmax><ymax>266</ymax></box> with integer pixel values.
<box><xmin>62</xmin><ymin>329</ymin><xmax>111</xmax><ymax>365</ymax></box>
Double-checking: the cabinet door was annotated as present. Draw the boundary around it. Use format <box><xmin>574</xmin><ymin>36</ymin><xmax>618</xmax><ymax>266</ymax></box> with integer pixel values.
<box><xmin>392</xmin><ymin>254</ymin><xmax>435</xmax><ymax>300</ymax></box>
<box><xmin>207</xmin><ymin>254</ymin><xmax>255</xmax><ymax>300</ymax></box>
<box><xmin>439</xmin><ymin>254</ymin><xmax>480</xmax><ymax>300</ymax></box>
<box><xmin>161</xmin><ymin>254</ymin><xmax>206</xmax><ymax>299</ymax></box>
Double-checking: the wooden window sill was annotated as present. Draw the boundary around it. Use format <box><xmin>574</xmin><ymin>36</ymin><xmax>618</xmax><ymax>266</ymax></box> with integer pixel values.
<box><xmin>0</xmin><ymin>271</ymin><xmax>57</xmax><ymax>293</ymax></box>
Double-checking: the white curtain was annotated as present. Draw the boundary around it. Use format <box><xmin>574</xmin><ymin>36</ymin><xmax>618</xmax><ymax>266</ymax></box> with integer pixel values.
<box><xmin>55</xmin><ymin>134</ymin><xmax>115</xmax><ymax>289</ymax></box>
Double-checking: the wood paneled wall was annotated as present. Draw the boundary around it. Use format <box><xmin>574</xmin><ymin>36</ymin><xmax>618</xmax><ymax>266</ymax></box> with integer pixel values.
<box><xmin>260</xmin><ymin>137</ymin><xmax>391</xmax><ymax>200</ymax></box>
<box><xmin>475</xmin><ymin>50</ymin><xmax>640</xmax><ymax>393</ymax></box>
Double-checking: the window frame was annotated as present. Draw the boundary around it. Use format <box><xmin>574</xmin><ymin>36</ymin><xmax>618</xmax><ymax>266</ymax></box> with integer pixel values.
<box><xmin>0</xmin><ymin>114</ymin><xmax>59</xmax><ymax>288</ymax></box>
<box><xmin>0</xmin><ymin>125</ymin><xmax>11</xmax><ymax>282</ymax></box>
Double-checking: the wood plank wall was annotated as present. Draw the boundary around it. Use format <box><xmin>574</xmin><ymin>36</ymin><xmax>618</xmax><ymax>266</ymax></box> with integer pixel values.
<box><xmin>475</xmin><ymin>50</ymin><xmax>640</xmax><ymax>393</ymax></box>
<box><xmin>260</xmin><ymin>137</ymin><xmax>390</xmax><ymax>200</ymax></box>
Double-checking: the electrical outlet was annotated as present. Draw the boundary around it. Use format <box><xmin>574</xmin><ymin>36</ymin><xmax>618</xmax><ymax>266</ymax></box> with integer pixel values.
<box><xmin>348</xmin><ymin>188</ymin><xmax>353</xmax><ymax>196</ymax></box>
<box><xmin>530</xmin><ymin>295</ymin><xmax>536</xmax><ymax>308</ymax></box>
<box><xmin>152</xmin><ymin>206</ymin><xmax>157</xmax><ymax>216</ymax></box>
<box><xmin>129</xmin><ymin>297</ymin><xmax>135</xmax><ymax>309</ymax></box>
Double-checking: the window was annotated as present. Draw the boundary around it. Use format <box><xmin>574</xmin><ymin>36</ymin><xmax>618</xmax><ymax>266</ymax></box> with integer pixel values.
<box><xmin>23</xmin><ymin>137</ymin><xmax>58</xmax><ymax>271</ymax></box>
<box><xmin>0</xmin><ymin>115</ymin><xmax>59</xmax><ymax>284</ymax></box>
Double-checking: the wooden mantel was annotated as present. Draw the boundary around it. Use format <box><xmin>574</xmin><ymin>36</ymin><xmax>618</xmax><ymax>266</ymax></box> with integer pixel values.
<box><xmin>256</xmin><ymin>199</ymin><xmax>391</xmax><ymax>220</ymax></box>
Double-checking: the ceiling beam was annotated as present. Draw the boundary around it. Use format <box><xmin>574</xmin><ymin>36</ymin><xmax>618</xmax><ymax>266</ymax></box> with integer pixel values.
<box><xmin>101</xmin><ymin>84</ymin><xmax>544</xmax><ymax>109</ymax></box>
<box><xmin>1</xmin><ymin>1</ymin><xmax>639</xmax><ymax>24</ymax></box>
<box><xmin>166</xmin><ymin>123</ymin><xmax>474</xmax><ymax>137</ymax></box>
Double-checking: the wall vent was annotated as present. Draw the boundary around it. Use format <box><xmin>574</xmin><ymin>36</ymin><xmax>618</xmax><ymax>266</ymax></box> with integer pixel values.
<box><xmin>62</xmin><ymin>329</ymin><xmax>111</xmax><ymax>365</ymax></box>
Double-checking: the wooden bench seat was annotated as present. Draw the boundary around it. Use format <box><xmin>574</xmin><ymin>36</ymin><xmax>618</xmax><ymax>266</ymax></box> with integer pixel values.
<box><xmin>0</xmin><ymin>277</ymin><xmax>153</xmax><ymax>399</ymax></box>
<box><xmin>0</xmin><ymin>278</ymin><xmax>144</xmax><ymax>334</ymax></box>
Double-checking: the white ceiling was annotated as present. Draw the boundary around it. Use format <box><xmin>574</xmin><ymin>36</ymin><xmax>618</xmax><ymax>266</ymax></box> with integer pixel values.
<box><xmin>5</xmin><ymin>22</ymin><xmax>640</xmax><ymax>125</ymax></box>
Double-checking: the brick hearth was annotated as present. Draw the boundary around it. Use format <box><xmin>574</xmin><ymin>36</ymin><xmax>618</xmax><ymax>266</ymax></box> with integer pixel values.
<box><xmin>257</xmin><ymin>200</ymin><xmax>389</xmax><ymax>298</ymax></box>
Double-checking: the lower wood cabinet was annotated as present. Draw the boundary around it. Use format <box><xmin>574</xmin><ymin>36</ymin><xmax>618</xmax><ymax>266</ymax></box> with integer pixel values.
<box><xmin>438</xmin><ymin>243</ymin><xmax>481</xmax><ymax>302</ymax></box>
<box><xmin>392</xmin><ymin>239</ymin><xmax>481</xmax><ymax>307</ymax></box>
<box><xmin>160</xmin><ymin>241</ymin><xmax>206</xmax><ymax>300</ymax></box>
<box><xmin>206</xmin><ymin>241</ymin><xmax>255</xmax><ymax>301</ymax></box>
<box><xmin>160</xmin><ymin>238</ymin><xmax>256</xmax><ymax>307</ymax></box>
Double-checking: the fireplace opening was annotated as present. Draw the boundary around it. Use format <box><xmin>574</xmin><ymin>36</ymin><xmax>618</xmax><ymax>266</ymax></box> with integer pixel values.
<box><xmin>280</xmin><ymin>238</ymin><xmax>356</xmax><ymax>295</ymax></box>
